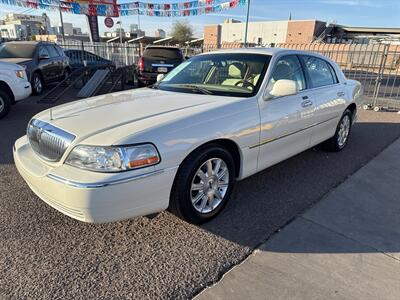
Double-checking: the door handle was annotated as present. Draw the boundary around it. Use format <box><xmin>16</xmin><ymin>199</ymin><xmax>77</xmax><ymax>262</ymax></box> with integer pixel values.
<box><xmin>301</xmin><ymin>100</ymin><xmax>313</xmax><ymax>108</ymax></box>
<box><xmin>337</xmin><ymin>91</ymin><xmax>345</xmax><ymax>97</ymax></box>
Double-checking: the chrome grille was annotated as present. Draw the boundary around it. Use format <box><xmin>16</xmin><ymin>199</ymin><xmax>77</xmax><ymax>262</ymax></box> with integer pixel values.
<box><xmin>27</xmin><ymin>119</ymin><xmax>76</xmax><ymax>162</ymax></box>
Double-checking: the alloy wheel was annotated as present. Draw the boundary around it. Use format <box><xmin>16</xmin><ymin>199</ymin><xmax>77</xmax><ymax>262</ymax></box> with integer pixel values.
<box><xmin>34</xmin><ymin>75</ymin><xmax>42</xmax><ymax>94</ymax></box>
<box><xmin>337</xmin><ymin>115</ymin><xmax>351</xmax><ymax>148</ymax></box>
<box><xmin>190</xmin><ymin>158</ymin><xmax>230</xmax><ymax>214</ymax></box>
<box><xmin>0</xmin><ymin>96</ymin><xmax>4</xmax><ymax>113</ymax></box>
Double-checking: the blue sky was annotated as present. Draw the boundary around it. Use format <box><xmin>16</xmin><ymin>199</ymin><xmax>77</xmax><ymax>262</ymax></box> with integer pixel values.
<box><xmin>1</xmin><ymin>0</ymin><xmax>399</xmax><ymax>37</ymax></box>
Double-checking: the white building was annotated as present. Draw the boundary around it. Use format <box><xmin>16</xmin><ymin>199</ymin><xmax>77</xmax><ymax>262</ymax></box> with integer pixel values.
<box><xmin>155</xmin><ymin>29</ymin><xmax>166</xmax><ymax>38</ymax></box>
<box><xmin>221</xmin><ymin>19</ymin><xmax>289</xmax><ymax>45</ymax></box>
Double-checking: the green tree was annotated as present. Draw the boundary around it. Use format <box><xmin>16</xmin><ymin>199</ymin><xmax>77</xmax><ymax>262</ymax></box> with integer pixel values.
<box><xmin>171</xmin><ymin>20</ymin><xmax>193</xmax><ymax>45</ymax></box>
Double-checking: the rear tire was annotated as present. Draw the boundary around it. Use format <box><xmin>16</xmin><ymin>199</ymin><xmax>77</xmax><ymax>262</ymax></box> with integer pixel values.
<box><xmin>323</xmin><ymin>109</ymin><xmax>353</xmax><ymax>152</ymax></box>
<box><xmin>0</xmin><ymin>89</ymin><xmax>12</xmax><ymax>119</ymax></box>
<box><xmin>169</xmin><ymin>145</ymin><xmax>236</xmax><ymax>224</ymax></box>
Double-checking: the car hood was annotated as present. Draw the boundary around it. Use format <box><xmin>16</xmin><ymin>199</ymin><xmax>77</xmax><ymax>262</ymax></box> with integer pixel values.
<box><xmin>34</xmin><ymin>88</ymin><xmax>234</xmax><ymax>144</ymax></box>
<box><xmin>0</xmin><ymin>58</ymin><xmax>32</xmax><ymax>64</ymax></box>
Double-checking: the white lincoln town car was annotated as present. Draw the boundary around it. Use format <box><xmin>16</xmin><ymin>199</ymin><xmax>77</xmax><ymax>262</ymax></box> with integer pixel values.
<box><xmin>14</xmin><ymin>48</ymin><xmax>363</xmax><ymax>224</ymax></box>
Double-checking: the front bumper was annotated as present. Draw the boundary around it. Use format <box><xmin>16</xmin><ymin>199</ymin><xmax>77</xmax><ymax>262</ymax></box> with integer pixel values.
<box><xmin>13</xmin><ymin>80</ymin><xmax>32</xmax><ymax>102</ymax></box>
<box><xmin>13</xmin><ymin>136</ymin><xmax>177</xmax><ymax>223</ymax></box>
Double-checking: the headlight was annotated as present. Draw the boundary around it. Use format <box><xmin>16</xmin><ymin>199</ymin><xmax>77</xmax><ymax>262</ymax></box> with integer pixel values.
<box><xmin>66</xmin><ymin>144</ymin><xmax>160</xmax><ymax>172</ymax></box>
<box><xmin>15</xmin><ymin>70</ymin><xmax>25</xmax><ymax>79</ymax></box>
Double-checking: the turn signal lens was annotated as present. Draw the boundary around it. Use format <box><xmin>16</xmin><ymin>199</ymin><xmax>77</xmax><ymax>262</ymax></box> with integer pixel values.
<box><xmin>128</xmin><ymin>156</ymin><xmax>159</xmax><ymax>168</ymax></box>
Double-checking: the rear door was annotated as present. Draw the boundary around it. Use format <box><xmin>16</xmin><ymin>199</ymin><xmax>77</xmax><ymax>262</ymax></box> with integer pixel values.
<box><xmin>143</xmin><ymin>47</ymin><xmax>183</xmax><ymax>74</ymax></box>
<box><xmin>257</xmin><ymin>55</ymin><xmax>315</xmax><ymax>170</ymax></box>
<box><xmin>299</xmin><ymin>55</ymin><xmax>346</xmax><ymax>146</ymax></box>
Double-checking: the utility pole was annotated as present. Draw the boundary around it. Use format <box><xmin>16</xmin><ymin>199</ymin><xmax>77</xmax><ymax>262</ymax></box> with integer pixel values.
<box><xmin>118</xmin><ymin>16</ymin><xmax>122</xmax><ymax>44</ymax></box>
<box><xmin>59</xmin><ymin>5</ymin><xmax>65</xmax><ymax>43</ymax></box>
<box><xmin>244</xmin><ymin>0</ymin><xmax>251</xmax><ymax>47</ymax></box>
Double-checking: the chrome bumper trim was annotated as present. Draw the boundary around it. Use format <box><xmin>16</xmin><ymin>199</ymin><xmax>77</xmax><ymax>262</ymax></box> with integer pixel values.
<box><xmin>46</xmin><ymin>166</ymin><xmax>179</xmax><ymax>189</ymax></box>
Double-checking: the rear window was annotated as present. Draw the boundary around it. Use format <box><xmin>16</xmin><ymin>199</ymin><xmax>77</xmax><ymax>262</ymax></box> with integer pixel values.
<box><xmin>0</xmin><ymin>43</ymin><xmax>36</xmax><ymax>58</ymax></box>
<box><xmin>143</xmin><ymin>48</ymin><xmax>182</xmax><ymax>59</ymax></box>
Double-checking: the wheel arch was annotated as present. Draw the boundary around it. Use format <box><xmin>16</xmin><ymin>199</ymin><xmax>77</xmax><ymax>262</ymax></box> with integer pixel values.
<box><xmin>177</xmin><ymin>138</ymin><xmax>242</xmax><ymax>179</ymax></box>
<box><xmin>346</xmin><ymin>103</ymin><xmax>357</xmax><ymax>120</ymax></box>
<box><xmin>0</xmin><ymin>80</ymin><xmax>15</xmax><ymax>104</ymax></box>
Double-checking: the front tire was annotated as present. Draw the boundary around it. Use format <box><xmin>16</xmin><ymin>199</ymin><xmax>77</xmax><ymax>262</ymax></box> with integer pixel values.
<box><xmin>0</xmin><ymin>89</ymin><xmax>12</xmax><ymax>119</ymax></box>
<box><xmin>169</xmin><ymin>145</ymin><xmax>236</xmax><ymax>224</ymax></box>
<box><xmin>323</xmin><ymin>109</ymin><xmax>353</xmax><ymax>152</ymax></box>
<box><xmin>31</xmin><ymin>72</ymin><xmax>44</xmax><ymax>95</ymax></box>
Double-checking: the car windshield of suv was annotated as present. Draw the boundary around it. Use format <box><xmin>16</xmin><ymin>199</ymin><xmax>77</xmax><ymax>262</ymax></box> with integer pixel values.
<box><xmin>157</xmin><ymin>53</ymin><xmax>271</xmax><ymax>97</ymax></box>
<box><xmin>143</xmin><ymin>48</ymin><xmax>182</xmax><ymax>59</ymax></box>
<box><xmin>0</xmin><ymin>43</ymin><xmax>36</xmax><ymax>58</ymax></box>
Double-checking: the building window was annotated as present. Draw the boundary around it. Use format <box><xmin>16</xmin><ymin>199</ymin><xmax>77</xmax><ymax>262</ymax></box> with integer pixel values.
<box><xmin>298</xmin><ymin>32</ymin><xmax>302</xmax><ymax>35</ymax></box>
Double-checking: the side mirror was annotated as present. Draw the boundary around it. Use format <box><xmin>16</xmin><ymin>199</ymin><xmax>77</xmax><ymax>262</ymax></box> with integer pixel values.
<box><xmin>157</xmin><ymin>73</ymin><xmax>165</xmax><ymax>82</ymax></box>
<box><xmin>264</xmin><ymin>79</ymin><xmax>298</xmax><ymax>100</ymax></box>
<box><xmin>185</xmin><ymin>56</ymin><xmax>190</xmax><ymax>60</ymax></box>
<box><xmin>39</xmin><ymin>53</ymin><xmax>49</xmax><ymax>60</ymax></box>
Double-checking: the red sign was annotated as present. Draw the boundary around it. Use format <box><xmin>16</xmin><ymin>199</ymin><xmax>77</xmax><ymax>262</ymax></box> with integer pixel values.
<box><xmin>104</xmin><ymin>17</ymin><xmax>114</xmax><ymax>28</ymax></box>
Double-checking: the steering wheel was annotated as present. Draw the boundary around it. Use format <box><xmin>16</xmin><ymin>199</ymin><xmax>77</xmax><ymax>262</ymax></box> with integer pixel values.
<box><xmin>234</xmin><ymin>80</ymin><xmax>255</xmax><ymax>89</ymax></box>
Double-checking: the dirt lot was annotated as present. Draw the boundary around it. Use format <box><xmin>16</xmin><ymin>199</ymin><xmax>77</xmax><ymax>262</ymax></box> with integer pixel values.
<box><xmin>0</xmin><ymin>94</ymin><xmax>399</xmax><ymax>299</ymax></box>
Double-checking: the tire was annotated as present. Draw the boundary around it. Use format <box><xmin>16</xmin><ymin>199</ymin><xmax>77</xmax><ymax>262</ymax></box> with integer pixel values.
<box><xmin>323</xmin><ymin>109</ymin><xmax>353</xmax><ymax>152</ymax></box>
<box><xmin>169</xmin><ymin>145</ymin><xmax>236</xmax><ymax>224</ymax></box>
<box><xmin>31</xmin><ymin>72</ymin><xmax>44</xmax><ymax>95</ymax></box>
<box><xmin>0</xmin><ymin>89</ymin><xmax>12</xmax><ymax>119</ymax></box>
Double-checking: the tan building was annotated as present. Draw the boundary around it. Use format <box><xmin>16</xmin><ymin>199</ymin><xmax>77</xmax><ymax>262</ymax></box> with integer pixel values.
<box><xmin>286</xmin><ymin>20</ymin><xmax>326</xmax><ymax>43</ymax></box>
<box><xmin>204</xmin><ymin>24</ymin><xmax>222</xmax><ymax>46</ymax></box>
<box><xmin>204</xmin><ymin>19</ymin><xmax>326</xmax><ymax>46</ymax></box>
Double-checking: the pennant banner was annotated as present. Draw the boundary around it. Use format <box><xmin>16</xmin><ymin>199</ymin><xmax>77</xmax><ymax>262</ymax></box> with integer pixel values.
<box><xmin>0</xmin><ymin>0</ymin><xmax>247</xmax><ymax>17</ymax></box>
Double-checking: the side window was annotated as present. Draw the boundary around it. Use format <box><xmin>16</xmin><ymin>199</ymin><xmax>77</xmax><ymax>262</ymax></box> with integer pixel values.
<box><xmin>301</xmin><ymin>56</ymin><xmax>337</xmax><ymax>88</ymax></box>
<box><xmin>39</xmin><ymin>46</ymin><xmax>50</xmax><ymax>57</ymax></box>
<box><xmin>55</xmin><ymin>45</ymin><xmax>65</xmax><ymax>56</ymax></box>
<box><xmin>267</xmin><ymin>55</ymin><xmax>306</xmax><ymax>92</ymax></box>
<box><xmin>46</xmin><ymin>45</ymin><xmax>59</xmax><ymax>58</ymax></box>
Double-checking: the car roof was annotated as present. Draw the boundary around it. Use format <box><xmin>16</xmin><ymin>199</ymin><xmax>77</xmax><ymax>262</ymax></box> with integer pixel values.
<box><xmin>145</xmin><ymin>45</ymin><xmax>181</xmax><ymax>50</ymax></box>
<box><xmin>199</xmin><ymin>47</ymin><xmax>328</xmax><ymax>59</ymax></box>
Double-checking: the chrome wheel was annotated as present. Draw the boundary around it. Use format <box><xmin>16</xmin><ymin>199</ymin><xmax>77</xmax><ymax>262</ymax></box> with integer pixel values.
<box><xmin>0</xmin><ymin>96</ymin><xmax>4</xmax><ymax>113</ymax></box>
<box><xmin>337</xmin><ymin>115</ymin><xmax>351</xmax><ymax>148</ymax></box>
<box><xmin>191</xmin><ymin>158</ymin><xmax>230</xmax><ymax>214</ymax></box>
<box><xmin>34</xmin><ymin>75</ymin><xmax>42</xmax><ymax>94</ymax></box>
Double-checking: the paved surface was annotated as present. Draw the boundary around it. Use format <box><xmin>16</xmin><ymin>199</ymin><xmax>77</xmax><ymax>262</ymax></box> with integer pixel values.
<box><xmin>197</xmin><ymin>138</ymin><xmax>400</xmax><ymax>300</ymax></box>
<box><xmin>1</xmin><ymin>95</ymin><xmax>400</xmax><ymax>299</ymax></box>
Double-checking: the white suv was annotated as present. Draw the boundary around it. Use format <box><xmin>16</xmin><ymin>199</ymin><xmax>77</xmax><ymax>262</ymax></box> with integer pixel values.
<box><xmin>0</xmin><ymin>61</ymin><xmax>32</xmax><ymax>119</ymax></box>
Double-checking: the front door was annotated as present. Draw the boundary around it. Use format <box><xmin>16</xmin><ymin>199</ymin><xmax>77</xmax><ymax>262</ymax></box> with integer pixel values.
<box><xmin>257</xmin><ymin>55</ymin><xmax>315</xmax><ymax>171</ymax></box>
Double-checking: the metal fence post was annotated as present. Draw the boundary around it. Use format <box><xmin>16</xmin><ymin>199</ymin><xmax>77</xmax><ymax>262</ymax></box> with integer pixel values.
<box><xmin>372</xmin><ymin>44</ymin><xmax>389</xmax><ymax>108</ymax></box>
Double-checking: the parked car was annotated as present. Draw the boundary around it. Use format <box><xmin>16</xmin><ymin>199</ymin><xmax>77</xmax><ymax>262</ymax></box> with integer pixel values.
<box><xmin>0</xmin><ymin>61</ymin><xmax>31</xmax><ymax>119</ymax></box>
<box><xmin>64</xmin><ymin>49</ymin><xmax>115</xmax><ymax>70</ymax></box>
<box><xmin>0</xmin><ymin>41</ymin><xmax>70</xmax><ymax>95</ymax></box>
<box><xmin>136</xmin><ymin>46</ymin><xmax>184</xmax><ymax>86</ymax></box>
<box><xmin>14</xmin><ymin>48</ymin><xmax>363</xmax><ymax>224</ymax></box>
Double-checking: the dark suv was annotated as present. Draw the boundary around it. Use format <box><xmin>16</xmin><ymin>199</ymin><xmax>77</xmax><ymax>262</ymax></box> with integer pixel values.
<box><xmin>137</xmin><ymin>46</ymin><xmax>184</xmax><ymax>86</ymax></box>
<box><xmin>0</xmin><ymin>41</ymin><xmax>70</xmax><ymax>95</ymax></box>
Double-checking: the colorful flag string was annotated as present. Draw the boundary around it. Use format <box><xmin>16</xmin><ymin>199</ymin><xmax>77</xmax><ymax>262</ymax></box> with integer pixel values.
<box><xmin>0</xmin><ymin>0</ymin><xmax>248</xmax><ymax>17</ymax></box>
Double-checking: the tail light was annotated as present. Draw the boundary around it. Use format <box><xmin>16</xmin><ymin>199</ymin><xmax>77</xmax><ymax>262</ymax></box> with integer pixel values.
<box><xmin>138</xmin><ymin>57</ymin><xmax>144</xmax><ymax>71</ymax></box>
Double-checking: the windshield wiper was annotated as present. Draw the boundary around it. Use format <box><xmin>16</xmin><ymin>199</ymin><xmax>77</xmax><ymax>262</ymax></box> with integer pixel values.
<box><xmin>176</xmin><ymin>84</ymin><xmax>214</xmax><ymax>95</ymax></box>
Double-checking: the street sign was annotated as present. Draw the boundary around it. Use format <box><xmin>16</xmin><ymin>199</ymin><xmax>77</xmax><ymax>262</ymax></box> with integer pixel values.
<box><xmin>104</xmin><ymin>17</ymin><xmax>114</xmax><ymax>28</ymax></box>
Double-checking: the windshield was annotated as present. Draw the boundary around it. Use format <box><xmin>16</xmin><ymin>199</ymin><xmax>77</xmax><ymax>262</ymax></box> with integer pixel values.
<box><xmin>158</xmin><ymin>53</ymin><xmax>271</xmax><ymax>97</ymax></box>
<box><xmin>0</xmin><ymin>43</ymin><xmax>36</xmax><ymax>58</ymax></box>
<box><xmin>143</xmin><ymin>48</ymin><xmax>182</xmax><ymax>59</ymax></box>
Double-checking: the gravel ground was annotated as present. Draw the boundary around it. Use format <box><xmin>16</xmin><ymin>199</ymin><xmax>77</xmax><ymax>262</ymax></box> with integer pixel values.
<box><xmin>0</xmin><ymin>95</ymin><xmax>399</xmax><ymax>299</ymax></box>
